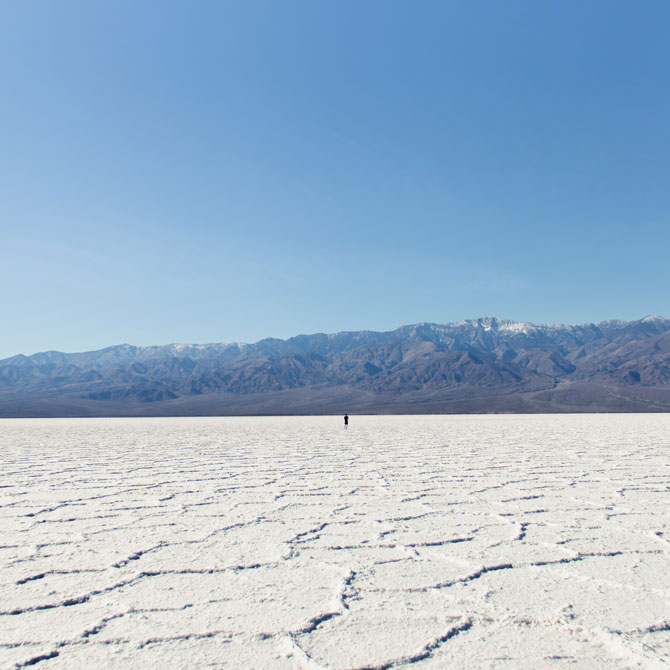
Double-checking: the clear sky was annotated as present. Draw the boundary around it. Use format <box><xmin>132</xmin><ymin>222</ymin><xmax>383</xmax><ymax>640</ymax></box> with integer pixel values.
<box><xmin>2</xmin><ymin>1</ymin><xmax>669</xmax><ymax>358</ymax></box>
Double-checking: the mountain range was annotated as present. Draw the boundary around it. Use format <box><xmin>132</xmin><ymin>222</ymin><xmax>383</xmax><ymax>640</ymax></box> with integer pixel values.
<box><xmin>2</xmin><ymin>316</ymin><xmax>670</xmax><ymax>417</ymax></box>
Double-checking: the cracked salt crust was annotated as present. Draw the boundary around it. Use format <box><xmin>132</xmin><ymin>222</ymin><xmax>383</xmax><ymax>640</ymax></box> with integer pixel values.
<box><xmin>1</xmin><ymin>414</ymin><xmax>670</xmax><ymax>669</ymax></box>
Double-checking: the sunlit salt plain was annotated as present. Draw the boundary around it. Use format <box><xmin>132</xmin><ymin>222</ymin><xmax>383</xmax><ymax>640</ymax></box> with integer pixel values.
<box><xmin>1</xmin><ymin>415</ymin><xmax>670</xmax><ymax>669</ymax></box>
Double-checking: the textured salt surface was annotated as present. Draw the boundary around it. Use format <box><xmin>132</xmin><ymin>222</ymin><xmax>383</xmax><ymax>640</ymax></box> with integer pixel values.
<box><xmin>1</xmin><ymin>414</ymin><xmax>669</xmax><ymax>669</ymax></box>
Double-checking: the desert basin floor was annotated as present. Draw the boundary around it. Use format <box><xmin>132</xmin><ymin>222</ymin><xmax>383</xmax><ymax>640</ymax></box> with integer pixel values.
<box><xmin>1</xmin><ymin>414</ymin><xmax>669</xmax><ymax>669</ymax></box>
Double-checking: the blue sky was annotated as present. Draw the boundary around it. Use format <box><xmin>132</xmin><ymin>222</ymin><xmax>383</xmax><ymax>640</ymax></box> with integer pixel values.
<box><xmin>1</xmin><ymin>1</ymin><xmax>669</xmax><ymax>358</ymax></box>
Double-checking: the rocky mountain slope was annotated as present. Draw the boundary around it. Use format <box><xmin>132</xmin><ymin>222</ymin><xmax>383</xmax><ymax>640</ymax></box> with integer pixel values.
<box><xmin>2</xmin><ymin>316</ymin><xmax>670</xmax><ymax>416</ymax></box>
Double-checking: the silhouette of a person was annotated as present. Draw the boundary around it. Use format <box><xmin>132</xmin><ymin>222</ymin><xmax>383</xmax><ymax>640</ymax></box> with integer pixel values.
<box><xmin>344</xmin><ymin>414</ymin><xmax>349</xmax><ymax>428</ymax></box>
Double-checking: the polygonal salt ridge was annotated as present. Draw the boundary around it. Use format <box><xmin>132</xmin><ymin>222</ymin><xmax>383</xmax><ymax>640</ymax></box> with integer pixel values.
<box><xmin>4</xmin><ymin>414</ymin><xmax>670</xmax><ymax>668</ymax></box>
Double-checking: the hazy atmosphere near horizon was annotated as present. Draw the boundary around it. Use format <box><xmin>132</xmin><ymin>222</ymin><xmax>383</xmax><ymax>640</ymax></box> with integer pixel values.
<box><xmin>2</xmin><ymin>0</ymin><xmax>670</xmax><ymax>359</ymax></box>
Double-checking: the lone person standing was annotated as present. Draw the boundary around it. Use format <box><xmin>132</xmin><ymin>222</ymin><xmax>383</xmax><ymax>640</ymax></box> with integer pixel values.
<box><xmin>344</xmin><ymin>414</ymin><xmax>349</xmax><ymax>428</ymax></box>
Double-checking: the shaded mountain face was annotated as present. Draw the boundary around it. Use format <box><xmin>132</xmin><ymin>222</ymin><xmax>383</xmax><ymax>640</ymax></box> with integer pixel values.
<box><xmin>2</xmin><ymin>316</ymin><xmax>670</xmax><ymax>416</ymax></box>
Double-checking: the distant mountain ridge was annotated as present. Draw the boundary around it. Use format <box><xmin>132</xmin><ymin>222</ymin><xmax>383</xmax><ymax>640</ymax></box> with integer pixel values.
<box><xmin>3</xmin><ymin>316</ymin><xmax>670</xmax><ymax>416</ymax></box>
